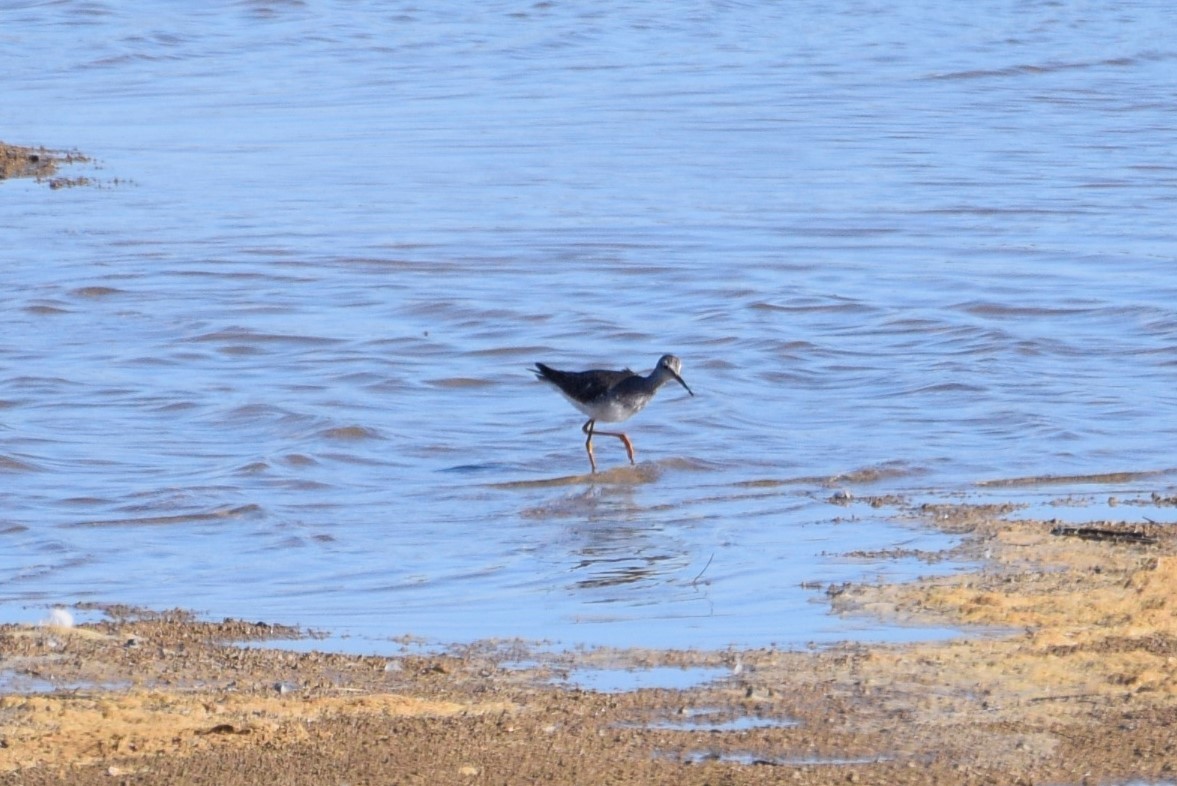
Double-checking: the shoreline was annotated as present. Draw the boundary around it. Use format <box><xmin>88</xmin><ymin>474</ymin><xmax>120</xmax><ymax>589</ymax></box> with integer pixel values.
<box><xmin>0</xmin><ymin>141</ymin><xmax>92</xmax><ymax>188</ymax></box>
<box><xmin>3</xmin><ymin>502</ymin><xmax>1175</xmax><ymax>784</ymax></box>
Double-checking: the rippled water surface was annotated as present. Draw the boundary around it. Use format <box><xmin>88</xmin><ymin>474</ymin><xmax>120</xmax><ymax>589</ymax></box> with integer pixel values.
<box><xmin>3</xmin><ymin>0</ymin><xmax>1176</xmax><ymax>650</ymax></box>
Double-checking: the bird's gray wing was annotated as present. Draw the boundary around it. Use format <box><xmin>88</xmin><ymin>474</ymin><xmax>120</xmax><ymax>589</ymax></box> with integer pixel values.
<box><xmin>534</xmin><ymin>364</ymin><xmax>635</xmax><ymax>403</ymax></box>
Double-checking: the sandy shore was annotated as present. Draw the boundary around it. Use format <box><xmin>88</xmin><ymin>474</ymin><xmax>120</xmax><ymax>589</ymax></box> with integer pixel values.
<box><xmin>3</xmin><ymin>498</ymin><xmax>1176</xmax><ymax>785</ymax></box>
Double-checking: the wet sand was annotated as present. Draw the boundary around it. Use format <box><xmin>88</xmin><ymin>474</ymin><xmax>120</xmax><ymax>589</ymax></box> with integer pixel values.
<box><xmin>3</xmin><ymin>499</ymin><xmax>1176</xmax><ymax>784</ymax></box>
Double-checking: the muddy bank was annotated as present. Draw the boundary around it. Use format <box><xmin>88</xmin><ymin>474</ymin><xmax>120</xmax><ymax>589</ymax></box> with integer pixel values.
<box><xmin>2</xmin><ymin>502</ymin><xmax>1176</xmax><ymax>785</ymax></box>
<box><xmin>0</xmin><ymin>141</ymin><xmax>91</xmax><ymax>188</ymax></box>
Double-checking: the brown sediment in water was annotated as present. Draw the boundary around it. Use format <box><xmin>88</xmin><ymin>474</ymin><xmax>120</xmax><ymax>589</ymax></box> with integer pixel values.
<box><xmin>0</xmin><ymin>141</ymin><xmax>92</xmax><ymax>188</ymax></box>
<box><xmin>2</xmin><ymin>503</ymin><xmax>1177</xmax><ymax>784</ymax></box>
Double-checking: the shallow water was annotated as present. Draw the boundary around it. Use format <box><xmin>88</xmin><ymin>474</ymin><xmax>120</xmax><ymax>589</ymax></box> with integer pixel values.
<box><xmin>2</xmin><ymin>1</ymin><xmax>1176</xmax><ymax>650</ymax></box>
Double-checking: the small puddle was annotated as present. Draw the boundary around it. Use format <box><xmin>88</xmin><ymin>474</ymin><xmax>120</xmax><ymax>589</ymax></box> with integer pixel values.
<box><xmin>553</xmin><ymin>665</ymin><xmax>730</xmax><ymax>693</ymax></box>
<box><xmin>0</xmin><ymin>670</ymin><xmax>130</xmax><ymax>694</ymax></box>
<box><xmin>0</xmin><ymin>671</ymin><xmax>61</xmax><ymax>693</ymax></box>
<box><xmin>625</xmin><ymin>706</ymin><xmax>796</xmax><ymax>732</ymax></box>
<box><xmin>673</xmin><ymin>750</ymin><xmax>887</xmax><ymax>766</ymax></box>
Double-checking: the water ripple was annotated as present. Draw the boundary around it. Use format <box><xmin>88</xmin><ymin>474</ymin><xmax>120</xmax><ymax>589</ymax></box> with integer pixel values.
<box><xmin>1</xmin><ymin>0</ymin><xmax>1175</xmax><ymax>648</ymax></box>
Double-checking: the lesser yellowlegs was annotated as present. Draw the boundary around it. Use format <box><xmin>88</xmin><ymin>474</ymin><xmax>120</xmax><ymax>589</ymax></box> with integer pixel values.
<box><xmin>533</xmin><ymin>354</ymin><xmax>694</xmax><ymax>472</ymax></box>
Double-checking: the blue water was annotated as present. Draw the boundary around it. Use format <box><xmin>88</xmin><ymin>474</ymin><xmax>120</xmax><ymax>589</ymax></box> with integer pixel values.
<box><xmin>2</xmin><ymin>0</ymin><xmax>1176</xmax><ymax>651</ymax></box>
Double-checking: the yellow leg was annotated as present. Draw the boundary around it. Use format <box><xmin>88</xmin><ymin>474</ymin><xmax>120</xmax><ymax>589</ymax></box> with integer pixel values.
<box><xmin>581</xmin><ymin>419</ymin><xmax>598</xmax><ymax>473</ymax></box>
<box><xmin>619</xmin><ymin>433</ymin><xmax>636</xmax><ymax>464</ymax></box>
<box><xmin>592</xmin><ymin>428</ymin><xmax>636</xmax><ymax>465</ymax></box>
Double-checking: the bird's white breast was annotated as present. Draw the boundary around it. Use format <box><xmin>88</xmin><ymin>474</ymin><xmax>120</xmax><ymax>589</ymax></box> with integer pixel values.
<box><xmin>559</xmin><ymin>389</ymin><xmax>647</xmax><ymax>423</ymax></box>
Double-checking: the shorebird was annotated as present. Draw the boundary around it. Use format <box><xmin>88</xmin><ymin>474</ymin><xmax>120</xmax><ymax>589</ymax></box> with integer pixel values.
<box><xmin>533</xmin><ymin>354</ymin><xmax>694</xmax><ymax>472</ymax></box>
